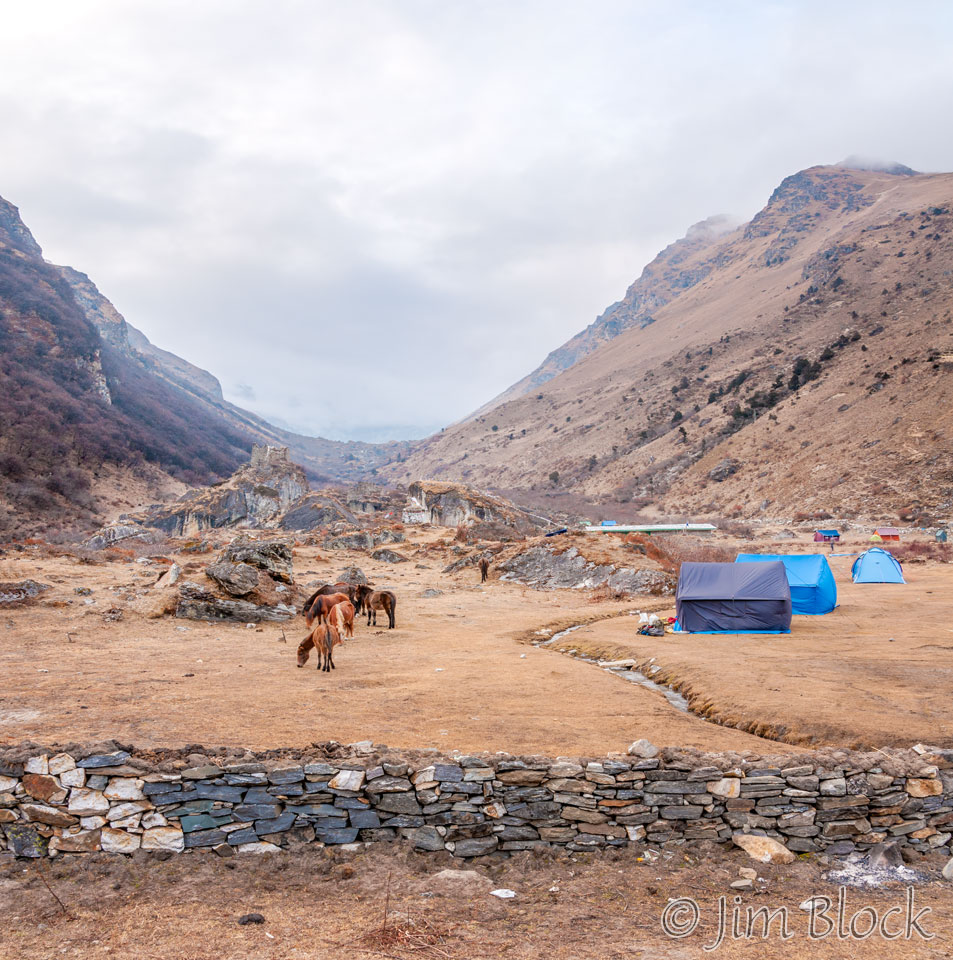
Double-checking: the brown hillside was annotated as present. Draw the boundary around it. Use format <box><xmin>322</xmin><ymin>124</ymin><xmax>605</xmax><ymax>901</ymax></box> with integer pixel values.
<box><xmin>386</xmin><ymin>163</ymin><xmax>953</xmax><ymax>521</ymax></box>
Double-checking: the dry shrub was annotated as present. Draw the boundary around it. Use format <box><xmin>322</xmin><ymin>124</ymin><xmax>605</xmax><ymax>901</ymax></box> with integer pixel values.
<box><xmin>587</xmin><ymin>584</ymin><xmax>628</xmax><ymax>602</ymax></box>
<box><xmin>654</xmin><ymin>538</ymin><xmax>737</xmax><ymax>573</ymax></box>
<box><xmin>889</xmin><ymin>541</ymin><xmax>951</xmax><ymax>564</ymax></box>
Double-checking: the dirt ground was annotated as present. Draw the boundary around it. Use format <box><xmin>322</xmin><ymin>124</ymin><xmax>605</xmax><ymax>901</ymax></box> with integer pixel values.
<box><xmin>0</xmin><ymin>531</ymin><xmax>772</xmax><ymax>757</ymax></box>
<box><xmin>564</xmin><ymin>541</ymin><xmax>953</xmax><ymax>749</ymax></box>
<box><xmin>1</xmin><ymin>841</ymin><xmax>951</xmax><ymax>960</ymax></box>
<box><xmin>1</xmin><ymin>527</ymin><xmax>951</xmax><ymax>756</ymax></box>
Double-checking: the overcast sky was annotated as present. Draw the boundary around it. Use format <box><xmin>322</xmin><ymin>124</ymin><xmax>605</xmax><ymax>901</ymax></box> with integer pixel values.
<box><xmin>2</xmin><ymin>1</ymin><xmax>952</xmax><ymax>441</ymax></box>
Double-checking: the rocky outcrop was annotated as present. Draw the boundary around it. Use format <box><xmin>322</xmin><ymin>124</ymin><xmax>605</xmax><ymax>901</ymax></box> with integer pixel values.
<box><xmin>324</xmin><ymin>530</ymin><xmax>404</xmax><ymax>551</ymax></box>
<box><xmin>216</xmin><ymin>538</ymin><xmax>294</xmax><ymax>584</ymax></box>
<box><xmin>280</xmin><ymin>493</ymin><xmax>351</xmax><ymax>531</ymax></box>
<box><xmin>141</xmin><ymin>446</ymin><xmax>309</xmax><ymax>536</ymax></box>
<box><xmin>83</xmin><ymin>522</ymin><xmax>161</xmax><ymax>551</ymax></box>
<box><xmin>407</xmin><ymin>481</ymin><xmax>544</xmax><ymax>531</ymax></box>
<box><xmin>498</xmin><ymin>545</ymin><xmax>674</xmax><ymax>595</ymax></box>
<box><xmin>0</xmin><ymin>580</ymin><xmax>51</xmax><ymax>607</ymax></box>
<box><xmin>175</xmin><ymin>536</ymin><xmax>296</xmax><ymax>621</ymax></box>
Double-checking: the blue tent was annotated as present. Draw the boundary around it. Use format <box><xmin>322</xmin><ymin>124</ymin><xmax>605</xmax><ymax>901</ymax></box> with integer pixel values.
<box><xmin>851</xmin><ymin>548</ymin><xmax>905</xmax><ymax>584</ymax></box>
<box><xmin>736</xmin><ymin>554</ymin><xmax>837</xmax><ymax>615</ymax></box>
<box><xmin>676</xmin><ymin>561</ymin><xmax>792</xmax><ymax>634</ymax></box>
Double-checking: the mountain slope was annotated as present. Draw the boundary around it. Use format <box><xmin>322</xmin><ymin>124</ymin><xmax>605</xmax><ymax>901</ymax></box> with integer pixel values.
<box><xmin>54</xmin><ymin>264</ymin><xmax>407</xmax><ymax>486</ymax></box>
<box><xmin>386</xmin><ymin>163</ymin><xmax>953</xmax><ymax>521</ymax></box>
<box><xmin>0</xmin><ymin>195</ymin><xmax>404</xmax><ymax>535</ymax></box>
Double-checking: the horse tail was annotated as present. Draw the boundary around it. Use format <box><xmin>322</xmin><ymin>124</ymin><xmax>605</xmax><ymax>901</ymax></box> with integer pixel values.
<box><xmin>388</xmin><ymin>592</ymin><xmax>397</xmax><ymax>628</ymax></box>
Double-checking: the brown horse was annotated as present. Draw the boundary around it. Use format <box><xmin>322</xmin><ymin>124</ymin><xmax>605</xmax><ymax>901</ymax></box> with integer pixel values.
<box><xmin>297</xmin><ymin>622</ymin><xmax>342</xmax><ymax>671</ymax></box>
<box><xmin>301</xmin><ymin>582</ymin><xmax>363</xmax><ymax>617</ymax></box>
<box><xmin>479</xmin><ymin>557</ymin><xmax>489</xmax><ymax>583</ymax></box>
<box><xmin>355</xmin><ymin>586</ymin><xmax>397</xmax><ymax>629</ymax></box>
<box><xmin>329</xmin><ymin>598</ymin><xmax>355</xmax><ymax>640</ymax></box>
<box><xmin>305</xmin><ymin>592</ymin><xmax>350</xmax><ymax>628</ymax></box>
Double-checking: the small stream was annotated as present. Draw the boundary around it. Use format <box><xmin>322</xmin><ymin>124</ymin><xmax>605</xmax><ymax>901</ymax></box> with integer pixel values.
<box><xmin>532</xmin><ymin>622</ymin><xmax>690</xmax><ymax>712</ymax></box>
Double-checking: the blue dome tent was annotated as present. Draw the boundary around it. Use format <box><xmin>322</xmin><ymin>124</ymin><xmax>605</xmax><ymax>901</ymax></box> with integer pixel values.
<box><xmin>676</xmin><ymin>561</ymin><xmax>792</xmax><ymax>634</ymax></box>
<box><xmin>736</xmin><ymin>554</ymin><xmax>837</xmax><ymax>615</ymax></box>
<box><xmin>851</xmin><ymin>548</ymin><xmax>905</xmax><ymax>584</ymax></box>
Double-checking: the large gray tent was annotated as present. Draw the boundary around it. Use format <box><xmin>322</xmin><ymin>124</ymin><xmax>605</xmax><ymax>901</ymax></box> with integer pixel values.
<box><xmin>676</xmin><ymin>561</ymin><xmax>792</xmax><ymax>633</ymax></box>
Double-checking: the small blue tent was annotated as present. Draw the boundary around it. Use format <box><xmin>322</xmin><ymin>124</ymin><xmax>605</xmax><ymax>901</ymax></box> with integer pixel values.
<box><xmin>851</xmin><ymin>548</ymin><xmax>905</xmax><ymax>584</ymax></box>
<box><xmin>736</xmin><ymin>554</ymin><xmax>837</xmax><ymax>615</ymax></box>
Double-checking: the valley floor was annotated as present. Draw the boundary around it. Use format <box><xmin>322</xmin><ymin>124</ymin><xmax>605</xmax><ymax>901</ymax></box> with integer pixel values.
<box><xmin>0</xmin><ymin>528</ymin><xmax>951</xmax><ymax>755</ymax></box>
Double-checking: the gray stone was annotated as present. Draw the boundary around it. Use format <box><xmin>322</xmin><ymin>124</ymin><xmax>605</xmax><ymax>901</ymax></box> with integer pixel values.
<box><xmin>348</xmin><ymin>810</ymin><xmax>381</xmax><ymax>829</ymax></box>
<box><xmin>206</xmin><ymin>561</ymin><xmax>260</xmax><ymax>597</ymax></box>
<box><xmin>183</xmin><ymin>828</ymin><xmax>227</xmax><ymax>848</ymax></box>
<box><xmin>376</xmin><ymin>794</ymin><xmax>422</xmax><ymax>815</ymax></box>
<box><xmin>267</xmin><ymin>767</ymin><xmax>304</xmax><ymax>785</ymax></box>
<box><xmin>6</xmin><ymin>824</ymin><xmax>46</xmax><ymax>858</ymax></box>
<box><xmin>234</xmin><ymin>804</ymin><xmax>281</xmax><ymax>821</ymax></box>
<box><xmin>79</xmin><ymin>752</ymin><xmax>131</xmax><ymax>769</ymax></box>
<box><xmin>314</xmin><ymin>827</ymin><xmax>359</xmax><ymax>844</ymax></box>
<box><xmin>412</xmin><ymin>826</ymin><xmax>445</xmax><ymax>851</ymax></box>
<box><xmin>254</xmin><ymin>813</ymin><xmax>296</xmax><ymax>835</ymax></box>
<box><xmin>194</xmin><ymin>783</ymin><xmax>245</xmax><ymax>803</ymax></box>
<box><xmin>364</xmin><ymin>776</ymin><xmax>413</xmax><ymax>794</ymax></box>
<box><xmin>227</xmin><ymin>828</ymin><xmax>259</xmax><ymax>846</ymax></box>
<box><xmin>451</xmin><ymin>836</ymin><xmax>499</xmax><ymax>858</ymax></box>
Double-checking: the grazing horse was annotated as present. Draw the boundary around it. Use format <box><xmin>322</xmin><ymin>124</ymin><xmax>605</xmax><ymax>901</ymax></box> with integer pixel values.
<box><xmin>305</xmin><ymin>592</ymin><xmax>350</xmax><ymax>628</ymax></box>
<box><xmin>360</xmin><ymin>588</ymin><xmax>397</xmax><ymax>629</ymax></box>
<box><xmin>329</xmin><ymin>598</ymin><xmax>355</xmax><ymax>640</ymax></box>
<box><xmin>297</xmin><ymin>622</ymin><xmax>342</xmax><ymax>671</ymax></box>
<box><xmin>479</xmin><ymin>557</ymin><xmax>490</xmax><ymax>583</ymax></box>
<box><xmin>300</xmin><ymin>582</ymin><xmax>363</xmax><ymax>617</ymax></box>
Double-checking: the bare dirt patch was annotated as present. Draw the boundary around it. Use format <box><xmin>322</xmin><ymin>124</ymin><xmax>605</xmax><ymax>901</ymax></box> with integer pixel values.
<box><xmin>1</xmin><ymin>842</ymin><xmax>950</xmax><ymax>960</ymax></box>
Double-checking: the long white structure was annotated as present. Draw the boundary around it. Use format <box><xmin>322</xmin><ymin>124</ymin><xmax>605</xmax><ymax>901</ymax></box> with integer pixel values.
<box><xmin>583</xmin><ymin>523</ymin><xmax>717</xmax><ymax>535</ymax></box>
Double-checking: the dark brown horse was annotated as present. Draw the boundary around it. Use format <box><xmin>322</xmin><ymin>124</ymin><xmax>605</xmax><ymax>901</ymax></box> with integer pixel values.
<box><xmin>479</xmin><ymin>557</ymin><xmax>490</xmax><ymax>583</ymax></box>
<box><xmin>302</xmin><ymin>581</ymin><xmax>371</xmax><ymax>616</ymax></box>
<box><xmin>305</xmin><ymin>592</ymin><xmax>350</xmax><ymax>628</ymax></box>
<box><xmin>355</xmin><ymin>585</ymin><xmax>397</xmax><ymax>629</ymax></box>
<box><xmin>297</xmin><ymin>622</ymin><xmax>342</xmax><ymax>671</ymax></box>
<box><xmin>301</xmin><ymin>582</ymin><xmax>361</xmax><ymax>616</ymax></box>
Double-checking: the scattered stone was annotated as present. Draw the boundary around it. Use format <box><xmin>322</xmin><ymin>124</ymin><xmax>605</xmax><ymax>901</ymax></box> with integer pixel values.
<box><xmin>238</xmin><ymin>913</ymin><xmax>266</xmax><ymax>925</ymax></box>
<box><xmin>627</xmin><ymin>740</ymin><xmax>659</xmax><ymax>759</ymax></box>
<box><xmin>942</xmin><ymin>858</ymin><xmax>953</xmax><ymax>882</ymax></box>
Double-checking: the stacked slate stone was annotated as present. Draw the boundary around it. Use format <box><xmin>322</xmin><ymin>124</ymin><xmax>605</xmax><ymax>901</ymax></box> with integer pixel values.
<box><xmin>1</xmin><ymin>747</ymin><xmax>951</xmax><ymax>859</ymax></box>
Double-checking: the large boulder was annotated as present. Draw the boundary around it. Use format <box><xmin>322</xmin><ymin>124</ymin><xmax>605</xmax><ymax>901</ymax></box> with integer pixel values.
<box><xmin>218</xmin><ymin>538</ymin><xmax>294</xmax><ymax>584</ymax></box>
<box><xmin>205</xmin><ymin>561</ymin><xmax>261</xmax><ymax>597</ymax></box>
<box><xmin>338</xmin><ymin>567</ymin><xmax>368</xmax><ymax>585</ymax></box>
<box><xmin>708</xmin><ymin>458</ymin><xmax>741</xmax><ymax>483</ymax></box>
<box><xmin>406</xmin><ymin>480</ymin><xmax>543</xmax><ymax>531</ymax></box>
<box><xmin>175</xmin><ymin>582</ymin><xmax>295</xmax><ymax>622</ymax></box>
<box><xmin>371</xmin><ymin>548</ymin><xmax>408</xmax><ymax>564</ymax></box>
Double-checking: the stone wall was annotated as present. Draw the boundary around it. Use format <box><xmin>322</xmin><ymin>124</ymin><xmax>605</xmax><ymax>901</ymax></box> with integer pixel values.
<box><xmin>1</xmin><ymin>744</ymin><xmax>951</xmax><ymax>860</ymax></box>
